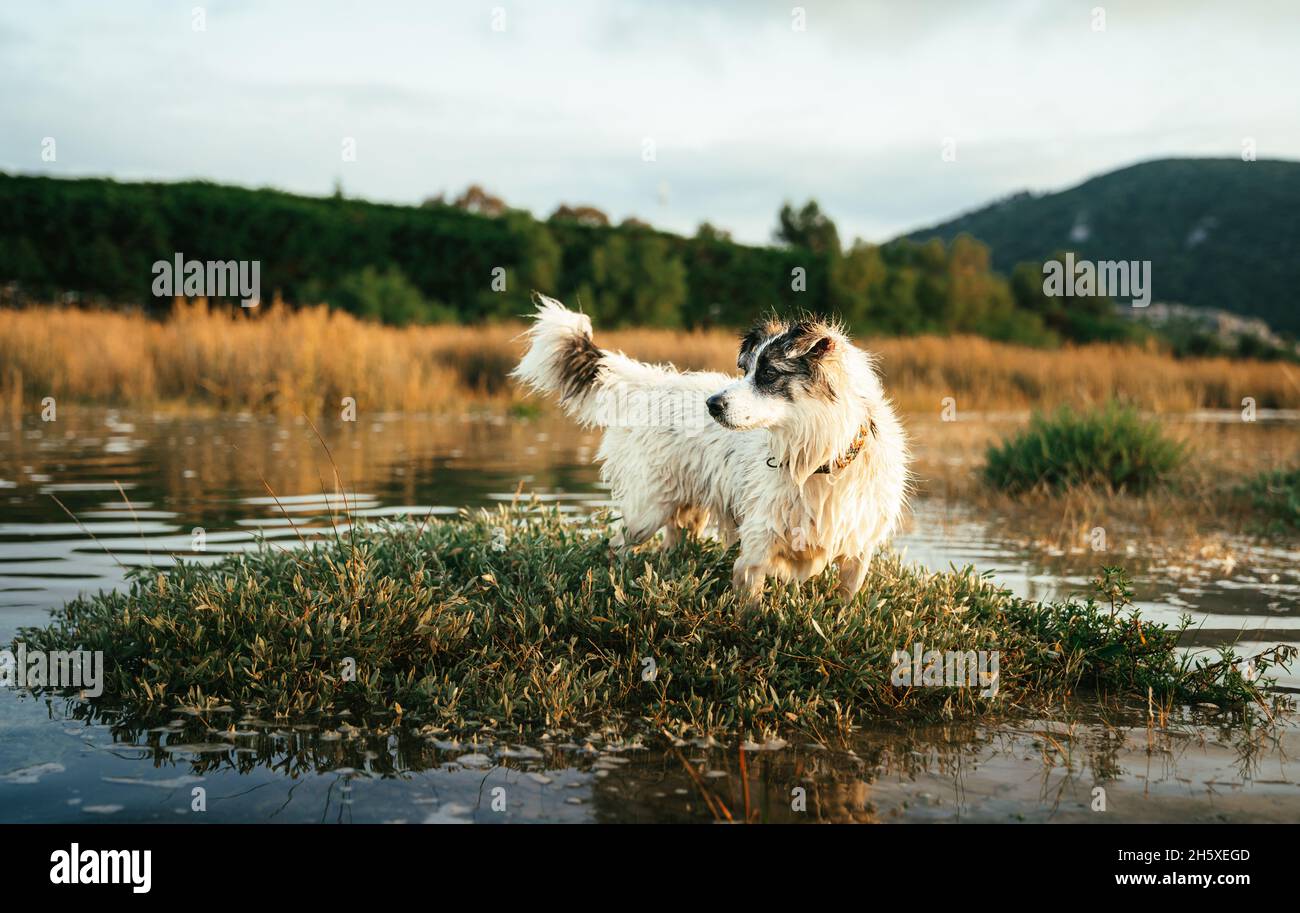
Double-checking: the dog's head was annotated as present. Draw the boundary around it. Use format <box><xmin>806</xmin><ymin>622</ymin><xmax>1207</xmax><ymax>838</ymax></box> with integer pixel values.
<box><xmin>705</xmin><ymin>316</ymin><xmax>846</xmax><ymax>430</ymax></box>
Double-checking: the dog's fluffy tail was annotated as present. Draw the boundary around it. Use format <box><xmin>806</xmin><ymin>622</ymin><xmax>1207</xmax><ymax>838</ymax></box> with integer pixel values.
<box><xmin>513</xmin><ymin>295</ymin><xmax>714</xmax><ymax>428</ymax></box>
<box><xmin>511</xmin><ymin>296</ymin><xmax>614</xmax><ymax>425</ymax></box>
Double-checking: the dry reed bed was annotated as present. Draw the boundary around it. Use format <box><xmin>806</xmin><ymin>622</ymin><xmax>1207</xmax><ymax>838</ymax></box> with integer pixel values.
<box><xmin>2</xmin><ymin>303</ymin><xmax>1296</xmax><ymax>416</ymax></box>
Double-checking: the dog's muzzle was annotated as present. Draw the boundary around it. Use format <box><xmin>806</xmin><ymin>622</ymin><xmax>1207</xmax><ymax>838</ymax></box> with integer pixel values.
<box><xmin>705</xmin><ymin>394</ymin><xmax>725</xmax><ymax>421</ymax></box>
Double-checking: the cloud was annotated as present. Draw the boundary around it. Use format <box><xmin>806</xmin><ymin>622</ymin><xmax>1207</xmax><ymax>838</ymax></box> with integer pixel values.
<box><xmin>0</xmin><ymin>0</ymin><xmax>1296</xmax><ymax>243</ymax></box>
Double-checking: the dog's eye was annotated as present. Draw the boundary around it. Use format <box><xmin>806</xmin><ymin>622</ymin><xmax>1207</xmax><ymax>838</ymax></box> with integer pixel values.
<box><xmin>756</xmin><ymin>367</ymin><xmax>776</xmax><ymax>385</ymax></box>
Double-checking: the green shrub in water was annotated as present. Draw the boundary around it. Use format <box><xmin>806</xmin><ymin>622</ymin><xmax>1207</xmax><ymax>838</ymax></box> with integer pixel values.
<box><xmin>984</xmin><ymin>402</ymin><xmax>1185</xmax><ymax>493</ymax></box>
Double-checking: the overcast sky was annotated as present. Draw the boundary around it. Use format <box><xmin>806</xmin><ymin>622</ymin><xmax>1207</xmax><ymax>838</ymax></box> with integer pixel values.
<box><xmin>2</xmin><ymin>0</ymin><xmax>1297</xmax><ymax>244</ymax></box>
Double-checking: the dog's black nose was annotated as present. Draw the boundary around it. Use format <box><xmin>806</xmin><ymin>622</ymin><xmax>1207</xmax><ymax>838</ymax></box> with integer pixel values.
<box><xmin>706</xmin><ymin>394</ymin><xmax>724</xmax><ymax>418</ymax></box>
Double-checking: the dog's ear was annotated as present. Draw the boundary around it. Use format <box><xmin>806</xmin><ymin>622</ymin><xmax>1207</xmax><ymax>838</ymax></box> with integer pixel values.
<box><xmin>738</xmin><ymin>319</ymin><xmax>782</xmax><ymax>371</ymax></box>
<box><xmin>802</xmin><ymin>335</ymin><xmax>834</xmax><ymax>360</ymax></box>
<box><xmin>788</xmin><ymin>321</ymin><xmax>836</xmax><ymax>361</ymax></box>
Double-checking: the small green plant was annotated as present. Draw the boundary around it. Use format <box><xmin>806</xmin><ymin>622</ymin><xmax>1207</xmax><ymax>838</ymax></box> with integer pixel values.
<box><xmin>507</xmin><ymin>400</ymin><xmax>544</xmax><ymax>420</ymax></box>
<box><xmin>1240</xmin><ymin>466</ymin><xmax>1300</xmax><ymax>531</ymax></box>
<box><xmin>1094</xmin><ymin>566</ymin><xmax>1135</xmax><ymax>618</ymax></box>
<box><xmin>15</xmin><ymin>505</ymin><xmax>1287</xmax><ymax>736</ymax></box>
<box><xmin>984</xmin><ymin>402</ymin><xmax>1185</xmax><ymax>493</ymax></box>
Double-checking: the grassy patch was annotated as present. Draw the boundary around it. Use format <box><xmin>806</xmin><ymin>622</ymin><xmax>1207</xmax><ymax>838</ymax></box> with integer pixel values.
<box><xmin>17</xmin><ymin>506</ymin><xmax>1290</xmax><ymax>737</ymax></box>
<box><xmin>984</xmin><ymin>402</ymin><xmax>1186</xmax><ymax>493</ymax></box>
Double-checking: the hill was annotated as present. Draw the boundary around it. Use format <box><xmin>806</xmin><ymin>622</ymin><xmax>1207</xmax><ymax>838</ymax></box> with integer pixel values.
<box><xmin>902</xmin><ymin>158</ymin><xmax>1300</xmax><ymax>335</ymax></box>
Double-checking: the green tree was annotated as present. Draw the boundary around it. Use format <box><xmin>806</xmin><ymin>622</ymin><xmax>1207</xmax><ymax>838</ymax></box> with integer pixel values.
<box><xmin>831</xmin><ymin>240</ymin><xmax>888</xmax><ymax>333</ymax></box>
<box><xmin>1011</xmin><ymin>253</ymin><xmax>1144</xmax><ymax>344</ymax></box>
<box><xmin>329</xmin><ymin>265</ymin><xmax>453</xmax><ymax>325</ymax></box>
<box><xmin>581</xmin><ymin>233</ymin><xmax>687</xmax><ymax>327</ymax></box>
<box><xmin>0</xmin><ymin>237</ymin><xmax>48</xmax><ymax>292</ymax></box>
<box><xmin>475</xmin><ymin>212</ymin><xmax>563</xmax><ymax>320</ymax></box>
<box><xmin>774</xmin><ymin>200</ymin><xmax>841</xmax><ymax>256</ymax></box>
<box><xmin>694</xmin><ymin>222</ymin><xmax>732</xmax><ymax>242</ymax></box>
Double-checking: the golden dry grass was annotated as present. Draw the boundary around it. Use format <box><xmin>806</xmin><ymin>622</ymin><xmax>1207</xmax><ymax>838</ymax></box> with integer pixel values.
<box><xmin>1</xmin><ymin>301</ymin><xmax>515</xmax><ymax>417</ymax></box>
<box><xmin>875</xmin><ymin>335</ymin><xmax>1299</xmax><ymax>413</ymax></box>
<box><xmin>598</xmin><ymin>328</ymin><xmax>1300</xmax><ymax>413</ymax></box>
<box><xmin>2</xmin><ymin>302</ymin><xmax>1297</xmax><ymax>416</ymax></box>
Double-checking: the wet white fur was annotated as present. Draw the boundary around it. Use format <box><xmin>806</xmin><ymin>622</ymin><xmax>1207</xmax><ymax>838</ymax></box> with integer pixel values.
<box><xmin>512</xmin><ymin>296</ymin><xmax>910</xmax><ymax>602</ymax></box>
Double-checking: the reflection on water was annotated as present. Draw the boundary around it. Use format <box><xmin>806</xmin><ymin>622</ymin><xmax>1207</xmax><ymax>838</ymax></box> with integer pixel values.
<box><xmin>4</xmin><ymin>699</ymin><xmax>1294</xmax><ymax>823</ymax></box>
<box><xmin>1</xmin><ymin>408</ymin><xmax>1298</xmax><ymax>822</ymax></box>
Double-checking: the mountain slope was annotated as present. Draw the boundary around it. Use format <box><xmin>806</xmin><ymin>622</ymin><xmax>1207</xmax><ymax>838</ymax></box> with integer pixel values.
<box><xmin>902</xmin><ymin>158</ymin><xmax>1300</xmax><ymax>334</ymax></box>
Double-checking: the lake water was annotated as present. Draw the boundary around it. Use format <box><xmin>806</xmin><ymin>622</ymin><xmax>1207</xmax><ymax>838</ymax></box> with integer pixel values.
<box><xmin>1</xmin><ymin>408</ymin><xmax>1298</xmax><ymax>823</ymax></box>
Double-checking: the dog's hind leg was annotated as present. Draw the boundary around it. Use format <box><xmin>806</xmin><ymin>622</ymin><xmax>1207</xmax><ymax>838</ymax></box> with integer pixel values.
<box><xmin>610</xmin><ymin>497</ymin><xmax>674</xmax><ymax>552</ymax></box>
<box><xmin>660</xmin><ymin>525</ymin><xmax>680</xmax><ymax>550</ymax></box>
<box><xmin>731</xmin><ymin>560</ymin><xmax>767</xmax><ymax>604</ymax></box>
<box><xmin>662</xmin><ymin>505</ymin><xmax>708</xmax><ymax>550</ymax></box>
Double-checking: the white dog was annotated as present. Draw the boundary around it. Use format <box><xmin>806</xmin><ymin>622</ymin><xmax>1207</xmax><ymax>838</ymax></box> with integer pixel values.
<box><xmin>513</xmin><ymin>296</ymin><xmax>910</xmax><ymax>602</ymax></box>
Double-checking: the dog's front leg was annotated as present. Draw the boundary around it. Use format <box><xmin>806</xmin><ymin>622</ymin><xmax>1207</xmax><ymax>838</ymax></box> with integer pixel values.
<box><xmin>836</xmin><ymin>554</ymin><xmax>870</xmax><ymax>604</ymax></box>
<box><xmin>731</xmin><ymin>559</ymin><xmax>767</xmax><ymax>604</ymax></box>
<box><xmin>730</xmin><ymin>527</ymin><xmax>775</xmax><ymax>606</ymax></box>
<box><xmin>717</xmin><ymin>516</ymin><xmax>740</xmax><ymax>549</ymax></box>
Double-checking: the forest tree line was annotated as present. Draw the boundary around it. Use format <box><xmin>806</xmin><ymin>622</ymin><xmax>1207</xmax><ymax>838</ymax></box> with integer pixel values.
<box><xmin>0</xmin><ymin>173</ymin><xmax>1182</xmax><ymax>349</ymax></box>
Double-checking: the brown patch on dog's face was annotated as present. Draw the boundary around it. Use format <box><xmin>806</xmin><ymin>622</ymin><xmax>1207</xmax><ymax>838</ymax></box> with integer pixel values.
<box><xmin>737</xmin><ymin>318</ymin><xmax>786</xmax><ymax>372</ymax></box>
